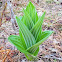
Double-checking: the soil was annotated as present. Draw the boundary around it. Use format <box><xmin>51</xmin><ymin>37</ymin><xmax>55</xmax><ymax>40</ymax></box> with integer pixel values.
<box><xmin>0</xmin><ymin>0</ymin><xmax>62</xmax><ymax>62</ymax></box>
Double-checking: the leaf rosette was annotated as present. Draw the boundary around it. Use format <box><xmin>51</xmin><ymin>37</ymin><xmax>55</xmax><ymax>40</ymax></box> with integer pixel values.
<box><xmin>8</xmin><ymin>2</ymin><xmax>53</xmax><ymax>61</ymax></box>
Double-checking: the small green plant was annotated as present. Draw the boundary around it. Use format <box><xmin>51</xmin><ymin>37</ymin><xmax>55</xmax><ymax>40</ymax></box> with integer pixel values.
<box><xmin>8</xmin><ymin>2</ymin><xmax>53</xmax><ymax>61</ymax></box>
<box><xmin>54</xmin><ymin>59</ymin><xmax>57</xmax><ymax>62</ymax></box>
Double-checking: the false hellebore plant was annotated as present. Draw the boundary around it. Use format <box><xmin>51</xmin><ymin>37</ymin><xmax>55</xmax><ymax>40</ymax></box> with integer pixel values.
<box><xmin>8</xmin><ymin>2</ymin><xmax>53</xmax><ymax>61</ymax></box>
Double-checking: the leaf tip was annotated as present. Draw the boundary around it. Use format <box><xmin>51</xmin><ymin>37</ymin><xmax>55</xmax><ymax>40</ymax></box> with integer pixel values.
<box><xmin>43</xmin><ymin>11</ymin><xmax>46</xmax><ymax>15</ymax></box>
<box><xmin>15</xmin><ymin>16</ymin><xmax>18</xmax><ymax>19</ymax></box>
<box><xmin>49</xmin><ymin>30</ymin><xmax>54</xmax><ymax>34</ymax></box>
<box><xmin>29</xmin><ymin>1</ymin><xmax>32</xmax><ymax>4</ymax></box>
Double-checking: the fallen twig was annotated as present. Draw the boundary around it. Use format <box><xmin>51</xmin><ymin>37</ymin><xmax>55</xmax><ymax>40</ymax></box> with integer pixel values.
<box><xmin>0</xmin><ymin>49</ymin><xmax>11</xmax><ymax>62</ymax></box>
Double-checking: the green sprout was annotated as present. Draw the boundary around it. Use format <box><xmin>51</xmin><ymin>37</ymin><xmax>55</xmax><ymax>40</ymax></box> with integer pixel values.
<box><xmin>54</xmin><ymin>59</ymin><xmax>57</xmax><ymax>62</ymax></box>
<box><xmin>8</xmin><ymin>2</ymin><xmax>53</xmax><ymax>61</ymax></box>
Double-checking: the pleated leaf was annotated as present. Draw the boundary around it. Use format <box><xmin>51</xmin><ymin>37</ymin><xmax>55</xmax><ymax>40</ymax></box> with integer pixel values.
<box><xmin>8</xmin><ymin>35</ymin><xmax>38</xmax><ymax>60</ymax></box>
<box><xmin>33</xmin><ymin>47</ymin><xmax>39</xmax><ymax>56</ymax></box>
<box><xmin>36</xmin><ymin>31</ymin><xmax>53</xmax><ymax>43</ymax></box>
<box><xmin>8</xmin><ymin>35</ymin><xmax>33</xmax><ymax>55</ymax></box>
<box><xmin>25</xmin><ymin>53</ymin><xmax>38</xmax><ymax>61</ymax></box>
<box><xmin>16</xmin><ymin>16</ymin><xmax>36</xmax><ymax>48</ymax></box>
<box><xmin>30</xmin><ymin>12</ymin><xmax>46</xmax><ymax>40</ymax></box>
<box><xmin>27</xmin><ymin>31</ymin><xmax>53</xmax><ymax>54</ymax></box>
<box><xmin>19</xmin><ymin>29</ymin><xmax>27</xmax><ymax>49</ymax></box>
<box><xmin>36</xmin><ymin>30</ymin><xmax>42</xmax><ymax>42</ymax></box>
<box><xmin>27</xmin><ymin>46</ymin><xmax>39</xmax><ymax>56</ymax></box>
<box><xmin>34</xmin><ymin>31</ymin><xmax>53</xmax><ymax>46</ymax></box>
<box><xmin>26</xmin><ymin>1</ymin><xmax>38</xmax><ymax>24</ymax></box>
<box><xmin>8</xmin><ymin>35</ymin><xmax>24</xmax><ymax>49</ymax></box>
<box><xmin>19</xmin><ymin>16</ymin><xmax>22</xmax><ymax>20</ymax></box>
<box><xmin>22</xmin><ymin>9</ymin><xmax>34</xmax><ymax>30</ymax></box>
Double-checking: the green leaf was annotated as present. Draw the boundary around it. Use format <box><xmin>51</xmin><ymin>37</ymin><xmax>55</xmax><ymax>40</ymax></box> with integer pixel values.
<box><xmin>27</xmin><ymin>46</ymin><xmax>39</xmax><ymax>56</ymax></box>
<box><xmin>22</xmin><ymin>9</ymin><xmax>34</xmax><ymax>30</ymax></box>
<box><xmin>36</xmin><ymin>30</ymin><xmax>41</xmax><ymax>42</ymax></box>
<box><xmin>27</xmin><ymin>31</ymin><xmax>53</xmax><ymax>54</ymax></box>
<box><xmin>8</xmin><ymin>35</ymin><xmax>37</xmax><ymax>60</ymax></box>
<box><xmin>8</xmin><ymin>35</ymin><xmax>28</xmax><ymax>54</ymax></box>
<box><xmin>16</xmin><ymin>16</ymin><xmax>36</xmax><ymax>48</ymax></box>
<box><xmin>19</xmin><ymin>29</ymin><xmax>27</xmax><ymax>49</ymax></box>
<box><xmin>26</xmin><ymin>1</ymin><xmax>38</xmax><ymax>24</ymax></box>
<box><xmin>8</xmin><ymin>35</ymin><xmax>24</xmax><ymax>49</ymax></box>
<box><xmin>25</xmin><ymin>54</ymin><xmax>37</xmax><ymax>61</ymax></box>
<box><xmin>19</xmin><ymin>16</ymin><xmax>22</xmax><ymax>20</ymax></box>
<box><xmin>30</xmin><ymin>12</ymin><xmax>46</xmax><ymax>40</ymax></box>
<box><xmin>36</xmin><ymin>31</ymin><xmax>53</xmax><ymax>43</ymax></box>
<box><xmin>8</xmin><ymin>35</ymin><xmax>25</xmax><ymax>52</ymax></box>
<box><xmin>33</xmin><ymin>47</ymin><xmax>39</xmax><ymax>56</ymax></box>
<box><xmin>33</xmin><ymin>30</ymin><xmax>53</xmax><ymax>47</ymax></box>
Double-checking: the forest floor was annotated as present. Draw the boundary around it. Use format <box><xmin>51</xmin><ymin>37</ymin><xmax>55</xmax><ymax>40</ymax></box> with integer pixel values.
<box><xmin>0</xmin><ymin>0</ymin><xmax>62</xmax><ymax>62</ymax></box>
